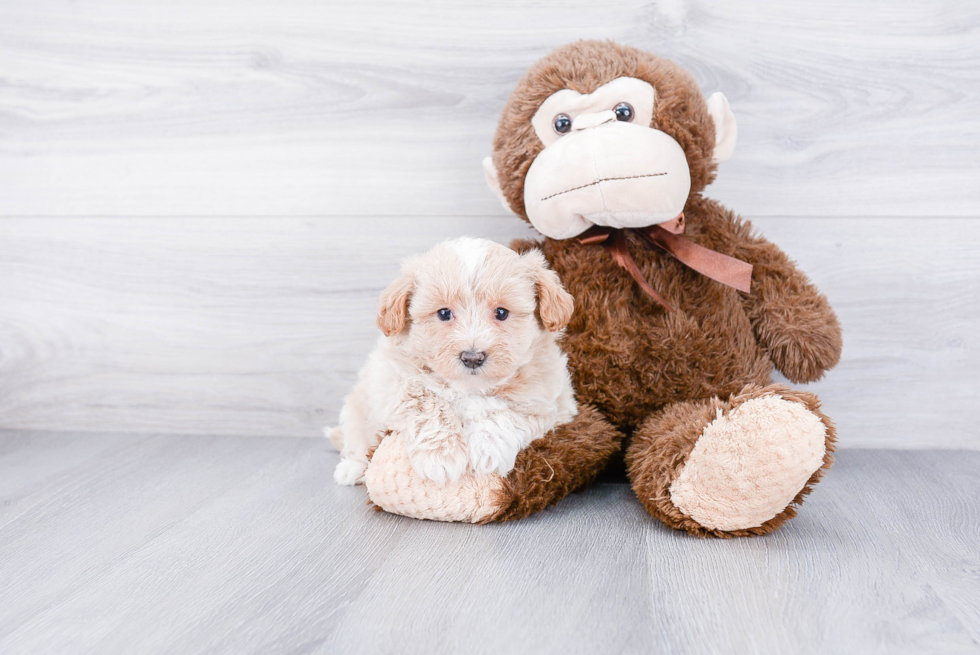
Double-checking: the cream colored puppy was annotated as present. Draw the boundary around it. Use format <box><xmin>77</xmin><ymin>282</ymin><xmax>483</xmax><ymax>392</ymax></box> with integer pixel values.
<box><xmin>328</xmin><ymin>237</ymin><xmax>577</xmax><ymax>487</ymax></box>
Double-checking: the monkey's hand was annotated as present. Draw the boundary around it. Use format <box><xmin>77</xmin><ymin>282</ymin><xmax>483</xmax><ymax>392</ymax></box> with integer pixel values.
<box><xmin>737</xmin><ymin>235</ymin><xmax>843</xmax><ymax>384</ymax></box>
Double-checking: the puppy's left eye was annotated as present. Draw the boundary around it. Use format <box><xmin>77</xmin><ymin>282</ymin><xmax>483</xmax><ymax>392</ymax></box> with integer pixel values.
<box><xmin>494</xmin><ymin>307</ymin><xmax>509</xmax><ymax>321</ymax></box>
<box><xmin>437</xmin><ymin>308</ymin><xmax>453</xmax><ymax>321</ymax></box>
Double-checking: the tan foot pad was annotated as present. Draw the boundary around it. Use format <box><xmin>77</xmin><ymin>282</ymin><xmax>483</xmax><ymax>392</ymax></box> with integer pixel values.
<box><xmin>669</xmin><ymin>395</ymin><xmax>827</xmax><ymax>531</ymax></box>
<box><xmin>364</xmin><ymin>437</ymin><xmax>506</xmax><ymax>523</ymax></box>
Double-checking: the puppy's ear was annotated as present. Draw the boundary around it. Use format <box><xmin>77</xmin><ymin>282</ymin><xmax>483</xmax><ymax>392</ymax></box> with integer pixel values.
<box><xmin>377</xmin><ymin>274</ymin><xmax>414</xmax><ymax>337</ymax></box>
<box><xmin>522</xmin><ymin>249</ymin><xmax>574</xmax><ymax>332</ymax></box>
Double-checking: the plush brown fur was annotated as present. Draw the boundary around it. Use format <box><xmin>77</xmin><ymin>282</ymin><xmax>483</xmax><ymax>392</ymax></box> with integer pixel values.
<box><xmin>484</xmin><ymin>404</ymin><xmax>623</xmax><ymax>523</ymax></box>
<box><xmin>487</xmin><ymin>41</ymin><xmax>842</xmax><ymax>536</ymax></box>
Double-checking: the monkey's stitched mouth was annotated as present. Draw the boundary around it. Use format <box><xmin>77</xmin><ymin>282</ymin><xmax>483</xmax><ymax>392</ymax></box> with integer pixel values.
<box><xmin>540</xmin><ymin>172</ymin><xmax>667</xmax><ymax>202</ymax></box>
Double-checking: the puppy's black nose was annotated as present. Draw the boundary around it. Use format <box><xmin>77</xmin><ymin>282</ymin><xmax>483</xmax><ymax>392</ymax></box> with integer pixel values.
<box><xmin>460</xmin><ymin>351</ymin><xmax>486</xmax><ymax>369</ymax></box>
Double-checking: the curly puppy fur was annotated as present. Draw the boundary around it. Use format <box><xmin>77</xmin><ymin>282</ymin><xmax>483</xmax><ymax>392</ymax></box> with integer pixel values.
<box><xmin>486</xmin><ymin>41</ymin><xmax>842</xmax><ymax>535</ymax></box>
<box><xmin>332</xmin><ymin>237</ymin><xmax>578</xmax><ymax>488</ymax></box>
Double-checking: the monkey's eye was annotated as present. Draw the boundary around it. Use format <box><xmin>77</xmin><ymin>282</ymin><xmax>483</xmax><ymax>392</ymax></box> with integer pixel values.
<box><xmin>437</xmin><ymin>308</ymin><xmax>453</xmax><ymax>321</ymax></box>
<box><xmin>613</xmin><ymin>102</ymin><xmax>634</xmax><ymax>122</ymax></box>
<box><xmin>494</xmin><ymin>307</ymin><xmax>509</xmax><ymax>321</ymax></box>
<box><xmin>553</xmin><ymin>114</ymin><xmax>572</xmax><ymax>134</ymax></box>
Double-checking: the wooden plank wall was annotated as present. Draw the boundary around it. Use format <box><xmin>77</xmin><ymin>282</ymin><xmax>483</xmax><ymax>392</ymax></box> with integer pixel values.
<box><xmin>1</xmin><ymin>0</ymin><xmax>977</xmax><ymax>447</ymax></box>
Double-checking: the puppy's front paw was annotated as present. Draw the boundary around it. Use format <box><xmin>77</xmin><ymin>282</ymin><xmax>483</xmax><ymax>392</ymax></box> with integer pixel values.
<box><xmin>408</xmin><ymin>441</ymin><xmax>469</xmax><ymax>487</ymax></box>
<box><xmin>467</xmin><ymin>426</ymin><xmax>519</xmax><ymax>477</ymax></box>
<box><xmin>334</xmin><ymin>458</ymin><xmax>367</xmax><ymax>486</ymax></box>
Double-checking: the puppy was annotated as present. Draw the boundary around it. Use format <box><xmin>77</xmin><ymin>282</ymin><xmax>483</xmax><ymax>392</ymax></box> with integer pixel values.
<box><xmin>328</xmin><ymin>237</ymin><xmax>577</xmax><ymax>486</ymax></box>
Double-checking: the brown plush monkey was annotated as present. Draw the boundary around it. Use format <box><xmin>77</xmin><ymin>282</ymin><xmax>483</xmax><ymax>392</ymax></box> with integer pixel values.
<box><xmin>367</xmin><ymin>40</ymin><xmax>841</xmax><ymax>537</ymax></box>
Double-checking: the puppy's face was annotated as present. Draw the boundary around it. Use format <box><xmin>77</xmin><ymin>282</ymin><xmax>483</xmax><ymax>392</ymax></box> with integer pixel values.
<box><xmin>377</xmin><ymin>238</ymin><xmax>573</xmax><ymax>390</ymax></box>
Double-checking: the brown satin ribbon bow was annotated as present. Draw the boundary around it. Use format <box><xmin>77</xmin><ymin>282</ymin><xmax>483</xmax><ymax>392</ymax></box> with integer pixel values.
<box><xmin>577</xmin><ymin>213</ymin><xmax>753</xmax><ymax>312</ymax></box>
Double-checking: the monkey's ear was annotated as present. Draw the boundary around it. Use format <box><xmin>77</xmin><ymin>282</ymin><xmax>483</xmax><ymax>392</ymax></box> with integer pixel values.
<box><xmin>377</xmin><ymin>274</ymin><xmax>414</xmax><ymax>337</ymax></box>
<box><xmin>482</xmin><ymin>156</ymin><xmax>517</xmax><ymax>215</ymax></box>
<box><xmin>522</xmin><ymin>249</ymin><xmax>574</xmax><ymax>332</ymax></box>
<box><xmin>706</xmin><ymin>92</ymin><xmax>737</xmax><ymax>162</ymax></box>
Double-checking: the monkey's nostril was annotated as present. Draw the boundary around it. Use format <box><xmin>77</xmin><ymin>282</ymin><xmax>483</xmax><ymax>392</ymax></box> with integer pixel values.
<box><xmin>460</xmin><ymin>351</ymin><xmax>487</xmax><ymax>369</ymax></box>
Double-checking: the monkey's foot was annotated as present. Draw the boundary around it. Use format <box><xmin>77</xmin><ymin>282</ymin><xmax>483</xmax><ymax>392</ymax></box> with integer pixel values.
<box><xmin>364</xmin><ymin>435</ymin><xmax>506</xmax><ymax>523</ymax></box>
<box><xmin>626</xmin><ymin>384</ymin><xmax>836</xmax><ymax>537</ymax></box>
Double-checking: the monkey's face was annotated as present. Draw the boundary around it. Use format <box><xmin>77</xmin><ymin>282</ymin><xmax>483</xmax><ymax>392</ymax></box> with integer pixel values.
<box><xmin>522</xmin><ymin>77</ymin><xmax>692</xmax><ymax>239</ymax></box>
<box><xmin>484</xmin><ymin>42</ymin><xmax>737</xmax><ymax>240</ymax></box>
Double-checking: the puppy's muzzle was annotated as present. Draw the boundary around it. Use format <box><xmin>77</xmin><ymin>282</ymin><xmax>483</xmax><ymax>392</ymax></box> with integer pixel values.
<box><xmin>460</xmin><ymin>351</ymin><xmax>487</xmax><ymax>369</ymax></box>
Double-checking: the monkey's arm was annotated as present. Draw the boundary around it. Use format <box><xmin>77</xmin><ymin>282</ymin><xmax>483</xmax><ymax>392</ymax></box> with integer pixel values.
<box><xmin>733</xmin><ymin>227</ymin><xmax>842</xmax><ymax>384</ymax></box>
<box><xmin>484</xmin><ymin>404</ymin><xmax>623</xmax><ymax>523</ymax></box>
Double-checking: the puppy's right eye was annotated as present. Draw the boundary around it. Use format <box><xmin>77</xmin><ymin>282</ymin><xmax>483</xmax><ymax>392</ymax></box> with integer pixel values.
<box><xmin>437</xmin><ymin>308</ymin><xmax>453</xmax><ymax>321</ymax></box>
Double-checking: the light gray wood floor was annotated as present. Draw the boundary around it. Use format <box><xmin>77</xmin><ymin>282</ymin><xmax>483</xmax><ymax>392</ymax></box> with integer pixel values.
<box><xmin>1</xmin><ymin>432</ymin><xmax>977</xmax><ymax>654</ymax></box>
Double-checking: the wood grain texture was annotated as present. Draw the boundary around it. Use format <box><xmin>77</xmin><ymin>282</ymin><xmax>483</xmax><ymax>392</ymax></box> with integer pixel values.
<box><xmin>0</xmin><ymin>0</ymin><xmax>978</xmax><ymax>218</ymax></box>
<box><xmin>0</xmin><ymin>216</ymin><xmax>535</xmax><ymax>438</ymax></box>
<box><xmin>0</xmin><ymin>434</ymin><xmax>978</xmax><ymax>654</ymax></box>
<box><xmin>1</xmin><ymin>215</ymin><xmax>977</xmax><ymax>448</ymax></box>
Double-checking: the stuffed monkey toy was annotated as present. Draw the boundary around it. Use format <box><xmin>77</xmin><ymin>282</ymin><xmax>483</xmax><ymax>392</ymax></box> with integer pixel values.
<box><xmin>366</xmin><ymin>40</ymin><xmax>841</xmax><ymax>537</ymax></box>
